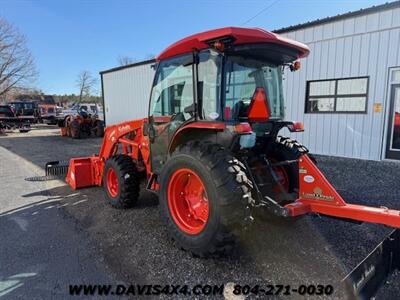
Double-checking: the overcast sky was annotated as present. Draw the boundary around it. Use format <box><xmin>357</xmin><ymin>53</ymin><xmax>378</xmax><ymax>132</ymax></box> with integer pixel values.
<box><xmin>0</xmin><ymin>0</ymin><xmax>388</xmax><ymax>95</ymax></box>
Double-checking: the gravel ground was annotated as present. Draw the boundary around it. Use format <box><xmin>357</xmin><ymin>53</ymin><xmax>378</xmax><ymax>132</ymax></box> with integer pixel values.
<box><xmin>1</xmin><ymin>126</ymin><xmax>399</xmax><ymax>299</ymax></box>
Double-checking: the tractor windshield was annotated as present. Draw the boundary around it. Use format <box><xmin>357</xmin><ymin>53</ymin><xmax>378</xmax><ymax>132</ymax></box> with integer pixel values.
<box><xmin>223</xmin><ymin>55</ymin><xmax>285</xmax><ymax>121</ymax></box>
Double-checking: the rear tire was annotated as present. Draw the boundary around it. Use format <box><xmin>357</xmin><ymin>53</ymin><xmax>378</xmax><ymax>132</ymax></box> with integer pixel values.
<box><xmin>94</xmin><ymin>120</ymin><xmax>104</xmax><ymax>137</ymax></box>
<box><xmin>103</xmin><ymin>155</ymin><xmax>140</xmax><ymax>209</ymax></box>
<box><xmin>257</xmin><ymin>136</ymin><xmax>313</xmax><ymax>223</ymax></box>
<box><xmin>159</xmin><ymin>141</ymin><xmax>253</xmax><ymax>257</ymax></box>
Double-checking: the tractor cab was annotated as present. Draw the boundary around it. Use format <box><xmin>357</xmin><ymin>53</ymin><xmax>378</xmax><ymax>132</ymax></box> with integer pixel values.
<box><xmin>41</xmin><ymin>28</ymin><xmax>400</xmax><ymax>297</ymax></box>
<box><xmin>148</xmin><ymin>27</ymin><xmax>309</xmax><ymax>173</ymax></box>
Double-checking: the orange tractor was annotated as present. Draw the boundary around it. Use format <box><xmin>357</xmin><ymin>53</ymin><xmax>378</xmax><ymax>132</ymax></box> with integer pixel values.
<box><xmin>43</xmin><ymin>27</ymin><xmax>400</xmax><ymax>297</ymax></box>
<box><xmin>60</xmin><ymin>109</ymin><xmax>104</xmax><ymax>139</ymax></box>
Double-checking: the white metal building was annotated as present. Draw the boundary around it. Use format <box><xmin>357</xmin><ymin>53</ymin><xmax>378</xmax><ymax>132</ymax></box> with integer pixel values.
<box><xmin>100</xmin><ymin>59</ymin><xmax>155</xmax><ymax>126</ymax></box>
<box><xmin>100</xmin><ymin>1</ymin><xmax>400</xmax><ymax>161</ymax></box>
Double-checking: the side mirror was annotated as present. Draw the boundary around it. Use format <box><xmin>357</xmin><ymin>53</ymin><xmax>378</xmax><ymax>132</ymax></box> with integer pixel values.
<box><xmin>247</xmin><ymin>88</ymin><xmax>271</xmax><ymax>122</ymax></box>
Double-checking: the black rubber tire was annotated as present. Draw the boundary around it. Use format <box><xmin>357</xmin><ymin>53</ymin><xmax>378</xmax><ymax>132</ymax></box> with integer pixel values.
<box><xmin>70</xmin><ymin>120</ymin><xmax>81</xmax><ymax>139</ymax></box>
<box><xmin>103</xmin><ymin>154</ymin><xmax>140</xmax><ymax>209</ymax></box>
<box><xmin>159</xmin><ymin>141</ymin><xmax>254</xmax><ymax>257</ymax></box>
<box><xmin>256</xmin><ymin>136</ymin><xmax>314</xmax><ymax>223</ymax></box>
<box><xmin>268</xmin><ymin>138</ymin><xmax>305</xmax><ymax>193</ymax></box>
<box><xmin>95</xmin><ymin>121</ymin><xmax>104</xmax><ymax>137</ymax></box>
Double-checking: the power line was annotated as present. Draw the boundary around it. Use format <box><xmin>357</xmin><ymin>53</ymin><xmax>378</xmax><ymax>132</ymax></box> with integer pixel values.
<box><xmin>241</xmin><ymin>0</ymin><xmax>281</xmax><ymax>26</ymax></box>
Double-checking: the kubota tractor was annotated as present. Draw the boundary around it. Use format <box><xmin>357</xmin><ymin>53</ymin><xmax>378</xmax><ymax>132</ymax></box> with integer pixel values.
<box><xmin>60</xmin><ymin>109</ymin><xmax>104</xmax><ymax>139</ymax></box>
<box><xmin>42</xmin><ymin>27</ymin><xmax>400</xmax><ymax>297</ymax></box>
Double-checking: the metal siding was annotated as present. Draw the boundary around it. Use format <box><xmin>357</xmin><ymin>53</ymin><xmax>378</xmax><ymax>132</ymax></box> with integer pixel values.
<box><xmin>282</xmin><ymin>6</ymin><xmax>400</xmax><ymax>160</ymax></box>
<box><xmin>103</xmin><ymin>63</ymin><xmax>155</xmax><ymax>125</ymax></box>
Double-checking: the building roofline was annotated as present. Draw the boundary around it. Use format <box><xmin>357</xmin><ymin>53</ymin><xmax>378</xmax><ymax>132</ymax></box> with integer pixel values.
<box><xmin>273</xmin><ymin>1</ymin><xmax>400</xmax><ymax>34</ymax></box>
<box><xmin>100</xmin><ymin>58</ymin><xmax>156</xmax><ymax>75</ymax></box>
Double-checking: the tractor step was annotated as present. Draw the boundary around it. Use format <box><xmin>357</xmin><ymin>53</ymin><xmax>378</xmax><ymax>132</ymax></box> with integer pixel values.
<box><xmin>344</xmin><ymin>229</ymin><xmax>400</xmax><ymax>299</ymax></box>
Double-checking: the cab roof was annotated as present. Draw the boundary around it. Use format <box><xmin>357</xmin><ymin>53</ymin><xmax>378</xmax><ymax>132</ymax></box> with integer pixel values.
<box><xmin>156</xmin><ymin>27</ymin><xmax>310</xmax><ymax>61</ymax></box>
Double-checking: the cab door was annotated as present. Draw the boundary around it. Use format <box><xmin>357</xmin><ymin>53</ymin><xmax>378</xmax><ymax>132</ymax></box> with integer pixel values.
<box><xmin>148</xmin><ymin>54</ymin><xmax>195</xmax><ymax>173</ymax></box>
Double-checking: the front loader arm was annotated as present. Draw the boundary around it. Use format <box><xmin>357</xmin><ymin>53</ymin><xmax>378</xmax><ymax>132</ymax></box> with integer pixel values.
<box><xmin>285</xmin><ymin>155</ymin><xmax>400</xmax><ymax>228</ymax></box>
<box><xmin>98</xmin><ymin>119</ymin><xmax>147</xmax><ymax>159</ymax></box>
<box><xmin>66</xmin><ymin>119</ymin><xmax>149</xmax><ymax>189</ymax></box>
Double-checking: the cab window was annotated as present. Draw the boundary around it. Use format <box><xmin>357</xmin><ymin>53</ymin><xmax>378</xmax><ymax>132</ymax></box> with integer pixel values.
<box><xmin>197</xmin><ymin>50</ymin><xmax>222</xmax><ymax>120</ymax></box>
<box><xmin>150</xmin><ymin>54</ymin><xmax>193</xmax><ymax>122</ymax></box>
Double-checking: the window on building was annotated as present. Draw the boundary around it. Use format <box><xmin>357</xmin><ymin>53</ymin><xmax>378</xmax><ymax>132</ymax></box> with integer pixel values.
<box><xmin>305</xmin><ymin>77</ymin><xmax>369</xmax><ymax>113</ymax></box>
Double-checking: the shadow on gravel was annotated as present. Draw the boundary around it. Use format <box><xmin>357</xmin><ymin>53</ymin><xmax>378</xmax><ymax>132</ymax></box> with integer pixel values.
<box><xmin>0</xmin><ymin>195</ymin><xmax>114</xmax><ymax>299</ymax></box>
<box><xmin>16</xmin><ymin>183</ymin><xmax>349</xmax><ymax>299</ymax></box>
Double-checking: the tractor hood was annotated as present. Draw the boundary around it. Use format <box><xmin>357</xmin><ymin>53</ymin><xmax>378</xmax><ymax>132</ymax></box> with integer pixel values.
<box><xmin>156</xmin><ymin>27</ymin><xmax>310</xmax><ymax>61</ymax></box>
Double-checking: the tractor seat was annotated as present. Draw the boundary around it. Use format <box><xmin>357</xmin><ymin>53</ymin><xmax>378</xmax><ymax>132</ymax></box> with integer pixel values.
<box><xmin>231</xmin><ymin>99</ymin><xmax>250</xmax><ymax>121</ymax></box>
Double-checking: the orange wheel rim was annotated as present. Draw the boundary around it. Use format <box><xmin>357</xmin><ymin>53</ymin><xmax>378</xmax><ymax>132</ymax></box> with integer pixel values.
<box><xmin>167</xmin><ymin>168</ymin><xmax>209</xmax><ymax>235</ymax></box>
<box><xmin>106</xmin><ymin>168</ymin><xmax>119</xmax><ymax>197</ymax></box>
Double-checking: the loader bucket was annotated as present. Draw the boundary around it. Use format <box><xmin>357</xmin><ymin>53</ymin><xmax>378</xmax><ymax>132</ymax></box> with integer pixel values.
<box><xmin>65</xmin><ymin>156</ymin><xmax>100</xmax><ymax>189</ymax></box>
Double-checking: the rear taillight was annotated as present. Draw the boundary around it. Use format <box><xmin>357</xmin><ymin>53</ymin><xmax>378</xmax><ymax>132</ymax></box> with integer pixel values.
<box><xmin>287</xmin><ymin>122</ymin><xmax>304</xmax><ymax>132</ymax></box>
<box><xmin>234</xmin><ymin>122</ymin><xmax>252</xmax><ymax>133</ymax></box>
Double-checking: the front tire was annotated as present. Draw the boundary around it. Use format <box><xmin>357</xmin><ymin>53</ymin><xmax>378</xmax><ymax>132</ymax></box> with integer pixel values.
<box><xmin>70</xmin><ymin>120</ymin><xmax>81</xmax><ymax>139</ymax></box>
<box><xmin>159</xmin><ymin>141</ymin><xmax>253</xmax><ymax>257</ymax></box>
<box><xmin>103</xmin><ymin>155</ymin><xmax>140</xmax><ymax>209</ymax></box>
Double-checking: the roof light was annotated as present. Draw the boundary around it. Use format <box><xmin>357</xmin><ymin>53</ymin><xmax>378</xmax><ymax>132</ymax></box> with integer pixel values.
<box><xmin>290</xmin><ymin>61</ymin><xmax>301</xmax><ymax>72</ymax></box>
<box><xmin>213</xmin><ymin>41</ymin><xmax>224</xmax><ymax>51</ymax></box>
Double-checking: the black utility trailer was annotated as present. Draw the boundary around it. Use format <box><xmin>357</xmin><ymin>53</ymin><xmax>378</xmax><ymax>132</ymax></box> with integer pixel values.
<box><xmin>0</xmin><ymin>105</ymin><xmax>31</xmax><ymax>133</ymax></box>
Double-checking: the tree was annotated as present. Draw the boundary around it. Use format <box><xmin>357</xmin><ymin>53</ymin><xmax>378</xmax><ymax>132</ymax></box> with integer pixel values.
<box><xmin>0</xmin><ymin>17</ymin><xmax>37</xmax><ymax>97</ymax></box>
<box><xmin>117</xmin><ymin>55</ymin><xmax>135</xmax><ymax>66</ymax></box>
<box><xmin>76</xmin><ymin>70</ymin><xmax>98</xmax><ymax>102</ymax></box>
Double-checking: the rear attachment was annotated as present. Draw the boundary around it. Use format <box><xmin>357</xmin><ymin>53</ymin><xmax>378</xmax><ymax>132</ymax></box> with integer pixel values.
<box><xmin>344</xmin><ymin>229</ymin><xmax>400</xmax><ymax>298</ymax></box>
<box><xmin>25</xmin><ymin>160</ymin><xmax>70</xmax><ymax>181</ymax></box>
<box><xmin>246</xmin><ymin>153</ymin><xmax>400</xmax><ymax>298</ymax></box>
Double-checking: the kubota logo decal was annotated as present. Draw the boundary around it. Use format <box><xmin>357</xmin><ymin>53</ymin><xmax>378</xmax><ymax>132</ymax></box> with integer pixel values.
<box><xmin>118</xmin><ymin>125</ymin><xmax>131</xmax><ymax>132</ymax></box>
<box><xmin>303</xmin><ymin>187</ymin><xmax>334</xmax><ymax>201</ymax></box>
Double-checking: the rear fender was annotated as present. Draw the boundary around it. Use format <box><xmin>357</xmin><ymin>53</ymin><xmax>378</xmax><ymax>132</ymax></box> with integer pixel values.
<box><xmin>168</xmin><ymin>121</ymin><xmax>226</xmax><ymax>154</ymax></box>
